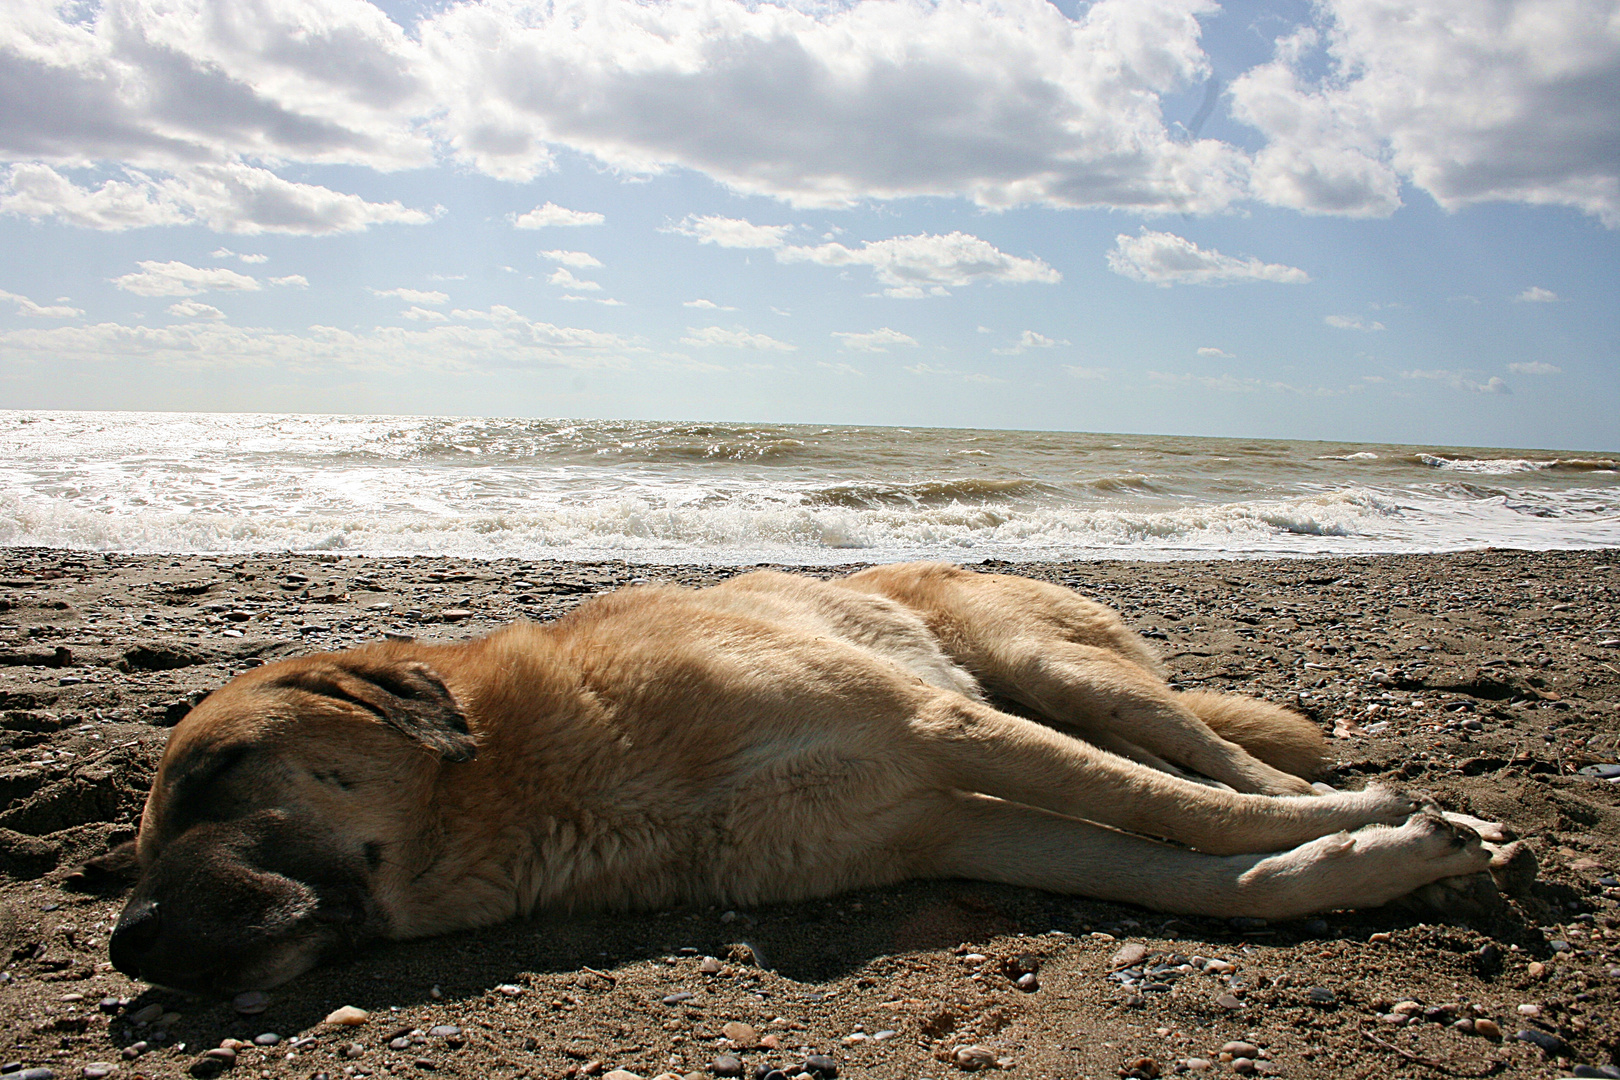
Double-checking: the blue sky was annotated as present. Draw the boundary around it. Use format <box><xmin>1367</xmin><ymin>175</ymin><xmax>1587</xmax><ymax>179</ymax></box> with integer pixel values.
<box><xmin>1</xmin><ymin>0</ymin><xmax>1616</xmax><ymax>450</ymax></box>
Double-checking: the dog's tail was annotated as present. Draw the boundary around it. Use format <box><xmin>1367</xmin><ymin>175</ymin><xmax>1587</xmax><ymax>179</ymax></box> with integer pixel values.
<box><xmin>1177</xmin><ymin>690</ymin><xmax>1328</xmax><ymax>780</ymax></box>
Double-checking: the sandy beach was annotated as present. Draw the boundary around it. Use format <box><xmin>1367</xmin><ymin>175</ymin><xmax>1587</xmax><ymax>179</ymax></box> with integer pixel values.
<box><xmin>1</xmin><ymin>547</ymin><xmax>1617</xmax><ymax>1080</ymax></box>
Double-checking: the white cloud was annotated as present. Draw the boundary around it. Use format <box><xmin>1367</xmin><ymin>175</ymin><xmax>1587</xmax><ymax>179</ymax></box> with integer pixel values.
<box><xmin>512</xmin><ymin>203</ymin><xmax>604</xmax><ymax>228</ymax></box>
<box><xmin>1108</xmin><ymin>229</ymin><xmax>1311</xmax><ymax>286</ymax></box>
<box><xmin>993</xmin><ymin>329</ymin><xmax>1068</xmax><ymax>355</ymax></box>
<box><xmin>681</xmin><ymin>326</ymin><xmax>796</xmax><ymax>350</ymax></box>
<box><xmin>682</xmin><ymin>298</ymin><xmax>735</xmax><ymax>310</ymax></box>
<box><xmin>1507</xmin><ymin>361</ymin><xmax>1563</xmax><ymax>375</ymax></box>
<box><xmin>371</xmin><ymin>287</ymin><xmax>449</xmax><ymax>305</ymax></box>
<box><xmin>1401</xmin><ymin>369</ymin><xmax>1512</xmax><ymax>394</ymax></box>
<box><xmin>540</xmin><ymin>249</ymin><xmax>604</xmax><ymax>268</ymax></box>
<box><xmin>0</xmin><ymin>289</ymin><xmax>82</xmax><ymax>318</ymax></box>
<box><xmin>111</xmin><ymin>260</ymin><xmax>261</xmax><ymax>297</ymax></box>
<box><xmin>1196</xmin><ymin>346</ymin><xmax>1233</xmax><ymax>358</ymax></box>
<box><xmin>165</xmin><ymin>300</ymin><xmax>226</xmax><ymax>321</ymax></box>
<box><xmin>269</xmin><ymin>275</ymin><xmax>308</xmax><ymax>289</ymax></box>
<box><xmin>1325</xmin><ymin>314</ymin><xmax>1385</xmax><ymax>331</ymax></box>
<box><xmin>0</xmin><ymin>314</ymin><xmax>638</xmax><ymax>373</ymax></box>
<box><xmin>547</xmin><ymin>267</ymin><xmax>602</xmax><ymax>291</ymax></box>
<box><xmin>211</xmin><ymin>249</ymin><xmax>268</xmax><ymax>264</ymax></box>
<box><xmin>832</xmin><ymin>328</ymin><xmax>918</xmax><ymax>352</ymax></box>
<box><xmin>778</xmin><ymin>232</ymin><xmax>1060</xmax><ymax>296</ymax></box>
<box><xmin>403</xmin><ymin>306</ymin><xmax>449</xmax><ymax>321</ymax></box>
<box><xmin>0</xmin><ymin>163</ymin><xmax>431</xmax><ymax>234</ymax></box>
<box><xmin>1229</xmin><ymin>0</ymin><xmax>1620</xmax><ymax>226</ymax></box>
<box><xmin>1516</xmin><ymin>286</ymin><xmax>1561</xmax><ymax>303</ymax></box>
<box><xmin>668</xmin><ymin>215</ymin><xmax>792</xmax><ymax>249</ymax></box>
<box><xmin>904</xmin><ymin>362</ymin><xmax>1003</xmax><ymax>383</ymax></box>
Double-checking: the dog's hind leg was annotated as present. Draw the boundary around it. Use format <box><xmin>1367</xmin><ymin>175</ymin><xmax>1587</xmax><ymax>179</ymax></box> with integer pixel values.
<box><xmin>906</xmin><ymin>791</ymin><xmax>1491</xmax><ymax>920</ymax></box>
<box><xmin>908</xmin><ymin>695</ymin><xmax>1411</xmax><ymax>856</ymax></box>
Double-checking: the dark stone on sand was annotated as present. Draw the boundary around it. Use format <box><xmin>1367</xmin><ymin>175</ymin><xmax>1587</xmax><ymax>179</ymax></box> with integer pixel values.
<box><xmin>803</xmin><ymin>1055</ymin><xmax>838</xmax><ymax>1078</ymax></box>
<box><xmin>711</xmin><ymin>1054</ymin><xmax>742</xmax><ymax>1077</ymax></box>
<box><xmin>0</xmin><ymin>647</ymin><xmax>71</xmax><ymax>668</ymax></box>
<box><xmin>1515</xmin><ymin>1029</ymin><xmax>1572</xmax><ymax>1056</ymax></box>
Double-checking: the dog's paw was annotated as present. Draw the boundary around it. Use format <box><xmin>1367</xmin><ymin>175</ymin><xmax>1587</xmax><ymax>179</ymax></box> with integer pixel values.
<box><xmin>1440</xmin><ymin>810</ymin><xmax>1514</xmax><ymax>845</ymax></box>
<box><xmin>1348</xmin><ymin>782</ymin><xmax>1422</xmax><ymax>826</ymax></box>
<box><xmin>1486</xmin><ymin>839</ymin><xmax>1539</xmax><ymax>898</ymax></box>
<box><xmin>1393</xmin><ymin>870</ymin><xmax>1507</xmax><ymax>921</ymax></box>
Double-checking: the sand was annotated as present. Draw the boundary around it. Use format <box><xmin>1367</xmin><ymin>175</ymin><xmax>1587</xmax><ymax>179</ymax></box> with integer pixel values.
<box><xmin>1</xmin><ymin>547</ymin><xmax>1617</xmax><ymax>1080</ymax></box>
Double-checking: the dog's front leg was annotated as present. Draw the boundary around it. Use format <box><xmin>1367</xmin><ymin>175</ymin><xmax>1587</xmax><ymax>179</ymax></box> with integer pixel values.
<box><xmin>910</xmin><ymin>792</ymin><xmax>1492</xmax><ymax>920</ymax></box>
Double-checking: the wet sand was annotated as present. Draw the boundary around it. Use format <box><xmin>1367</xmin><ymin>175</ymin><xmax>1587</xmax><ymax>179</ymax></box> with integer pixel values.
<box><xmin>1</xmin><ymin>547</ymin><xmax>1617</xmax><ymax>1079</ymax></box>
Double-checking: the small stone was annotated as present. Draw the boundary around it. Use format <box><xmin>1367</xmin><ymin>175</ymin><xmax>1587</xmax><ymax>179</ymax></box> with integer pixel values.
<box><xmin>119</xmin><ymin>1042</ymin><xmax>148</xmax><ymax>1061</ymax></box>
<box><xmin>1306</xmin><ymin>987</ymin><xmax>1336</xmax><ymax>1006</ymax></box>
<box><xmin>803</xmin><ymin>1056</ymin><xmax>838</xmax><ymax>1079</ymax></box>
<box><xmin>1122</xmin><ymin>1057</ymin><xmax>1160</xmax><ymax>1078</ymax></box>
<box><xmin>603</xmin><ymin>1072</ymin><xmax>644</xmax><ymax>1080</ymax></box>
<box><xmin>98</xmin><ymin>998</ymin><xmax>122</xmax><ymax>1014</ymax></box>
<box><xmin>324</xmin><ymin>1006</ymin><xmax>369</xmax><ymax>1026</ymax></box>
<box><xmin>662</xmin><ymin>991</ymin><xmax>696</xmax><ymax>1005</ymax></box>
<box><xmin>253</xmin><ymin>1033</ymin><xmax>279</xmax><ymax>1046</ymax></box>
<box><xmin>700</xmin><ymin>957</ymin><xmax>723</xmax><ymax>974</ymax></box>
<box><xmin>441</xmin><ymin>609</ymin><xmax>473</xmax><ymax>622</ymax></box>
<box><xmin>1472</xmin><ymin>1018</ymin><xmax>1502</xmax><ymax>1040</ymax></box>
<box><xmin>1516</xmin><ymin>1003</ymin><xmax>1541</xmax><ymax>1017</ymax></box>
<box><xmin>390</xmin><ymin>1037</ymin><xmax>412</xmax><ymax>1051</ymax></box>
<box><xmin>710</xmin><ymin>1055</ymin><xmax>743</xmax><ymax>1078</ymax></box>
<box><xmin>1451</xmin><ymin>1018</ymin><xmax>1475</xmax><ymax>1033</ymax></box>
<box><xmin>496</xmin><ymin>983</ymin><xmax>523</xmax><ymax>996</ymax></box>
<box><xmin>187</xmin><ymin>1057</ymin><xmax>226</xmax><ymax>1079</ymax></box>
<box><xmin>82</xmin><ymin>1065</ymin><xmax>116</xmax><ymax>1079</ymax></box>
<box><xmin>1183</xmin><ymin>1060</ymin><xmax>1212</xmax><ymax>1073</ymax></box>
<box><xmin>1014</xmin><ymin>973</ymin><xmax>1039</xmax><ymax>992</ymax></box>
<box><xmin>339</xmin><ymin>1042</ymin><xmax>365</xmax><ymax>1059</ymax></box>
<box><xmin>231</xmin><ymin>991</ymin><xmax>269</xmax><ymax>1015</ymax></box>
<box><xmin>1220</xmin><ymin>1042</ymin><xmax>1260</xmax><ymax>1058</ymax></box>
<box><xmin>1111</xmin><ymin>943</ymin><xmax>1149</xmax><ymax>969</ymax></box>
<box><xmin>1216</xmin><ymin>993</ymin><xmax>1243</xmax><ymax>1010</ymax></box>
<box><xmin>721</xmin><ymin>1022</ymin><xmax>758</xmax><ymax>1046</ymax></box>
<box><xmin>1230</xmin><ymin>1059</ymin><xmax>1256</xmax><ymax>1076</ymax></box>
<box><xmin>203</xmin><ymin>1048</ymin><xmax>236</xmax><ymax>1064</ymax></box>
<box><xmin>1526</xmin><ymin>961</ymin><xmax>1546</xmax><ymax>978</ymax></box>
<box><xmin>1516</xmin><ymin>1029</ymin><xmax>1573</xmax><ymax>1056</ymax></box>
<box><xmin>759</xmin><ymin>1034</ymin><xmax>781</xmax><ymax>1050</ymax></box>
<box><xmin>428</xmin><ymin>1025</ymin><xmax>461</xmax><ymax>1038</ymax></box>
<box><xmin>952</xmin><ymin>1046</ymin><xmax>997</xmax><ymax>1071</ymax></box>
<box><xmin>1391</xmin><ymin>1000</ymin><xmax>1423</xmax><ymax>1016</ymax></box>
<box><xmin>21</xmin><ymin>1071</ymin><xmax>56</xmax><ymax>1080</ymax></box>
<box><xmin>127</xmin><ymin>1004</ymin><xmax>163</xmax><ymax>1024</ymax></box>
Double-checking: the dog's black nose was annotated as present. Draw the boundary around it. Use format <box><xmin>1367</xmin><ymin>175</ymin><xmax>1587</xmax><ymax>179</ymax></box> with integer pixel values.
<box><xmin>109</xmin><ymin>899</ymin><xmax>162</xmax><ymax>977</ymax></box>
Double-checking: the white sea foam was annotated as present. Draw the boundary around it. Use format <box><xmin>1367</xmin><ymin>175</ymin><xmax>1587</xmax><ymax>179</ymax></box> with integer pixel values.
<box><xmin>0</xmin><ymin>411</ymin><xmax>1615</xmax><ymax>564</ymax></box>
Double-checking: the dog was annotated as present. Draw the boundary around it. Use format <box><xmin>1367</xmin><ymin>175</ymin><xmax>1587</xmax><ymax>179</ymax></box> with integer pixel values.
<box><xmin>104</xmin><ymin>562</ymin><xmax>1497</xmax><ymax>994</ymax></box>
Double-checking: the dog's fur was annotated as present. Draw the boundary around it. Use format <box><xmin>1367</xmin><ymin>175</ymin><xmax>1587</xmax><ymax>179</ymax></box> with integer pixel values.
<box><xmin>106</xmin><ymin>563</ymin><xmax>1492</xmax><ymax>993</ymax></box>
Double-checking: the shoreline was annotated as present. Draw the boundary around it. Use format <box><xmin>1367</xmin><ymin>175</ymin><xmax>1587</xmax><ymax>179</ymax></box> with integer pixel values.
<box><xmin>1</xmin><ymin>546</ymin><xmax>1617</xmax><ymax>1078</ymax></box>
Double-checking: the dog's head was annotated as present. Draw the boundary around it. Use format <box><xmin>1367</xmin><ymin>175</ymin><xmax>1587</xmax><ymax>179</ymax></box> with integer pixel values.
<box><xmin>107</xmin><ymin>648</ymin><xmax>476</xmax><ymax>994</ymax></box>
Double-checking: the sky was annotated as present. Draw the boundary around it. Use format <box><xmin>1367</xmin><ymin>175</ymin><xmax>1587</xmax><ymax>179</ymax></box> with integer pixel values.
<box><xmin>0</xmin><ymin>0</ymin><xmax>1617</xmax><ymax>451</ymax></box>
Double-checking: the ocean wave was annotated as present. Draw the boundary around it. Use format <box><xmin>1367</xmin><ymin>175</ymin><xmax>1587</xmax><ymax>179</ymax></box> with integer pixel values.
<box><xmin>1316</xmin><ymin>451</ymin><xmax>1381</xmax><ymax>461</ymax></box>
<box><xmin>802</xmin><ymin>478</ymin><xmax>1051</xmax><ymax>508</ymax></box>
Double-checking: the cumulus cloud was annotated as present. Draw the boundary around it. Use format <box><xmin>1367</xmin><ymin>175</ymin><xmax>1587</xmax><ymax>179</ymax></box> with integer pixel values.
<box><xmin>211</xmin><ymin>249</ymin><xmax>268</xmax><ymax>264</ymax></box>
<box><xmin>1108</xmin><ymin>229</ymin><xmax>1311</xmax><ymax>286</ymax></box>
<box><xmin>0</xmin><ymin>163</ymin><xmax>430</xmax><ymax>234</ymax></box>
<box><xmin>1402</xmin><ymin>369</ymin><xmax>1512</xmax><ymax>394</ymax></box>
<box><xmin>832</xmin><ymin>327</ymin><xmax>918</xmax><ymax>352</ymax></box>
<box><xmin>1516</xmin><ymin>286</ymin><xmax>1561</xmax><ymax>302</ymax></box>
<box><xmin>403</xmin><ymin>306</ymin><xmax>448</xmax><ymax>321</ymax></box>
<box><xmin>111</xmin><ymin>260</ymin><xmax>260</xmax><ymax>297</ymax></box>
<box><xmin>668</xmin><ymin>215</ymin><xmax>792</xmax><ymax>248</ymax></box>
<box><xmin>371</xmin><ymin>287</ymin><xmax>449</xmax><ymax>304</ymax></box>
<box><xmin>0</xmin><ymin>314</ymin><xmax>637</xmax><ymax>372</ymax></box>
<box><xmin>1197</xmin><ymin>346</ymin><xmax>1233</xmax><ymax>358</ymax></box>
<box><xmin>779</xmin><ymin>232</ymin><xmax>1060</xmax><ymax>297</ymax></box>
<box><xmin>681</xmin><ymin>326</ymin><xmax>796</xmax><ymax>350</ymax></box>
<box><xmin>993</xmin><ymin>330</ymin><xmax>1068</xmax><ymax>354</ymax></box>
<box><xmin>0</xmin><ymin>289</ymin><xmax>82</xmax><ymax>318</ymax></box>
<box><xmin>1325</xmin><ymin>314</ymin><xmax>1385</xmax><ymax>331</ymax></box>
<box><xmin>512</xmin><ymin>203</ymin><xmax>604</xmax><ymax>228</ymax></box>
<box><xmin>682</xmin><ymin>298</ymin><xmax>735</xmax><ymax>310</ymax></box>
<box><xmin>269</xmin><ymin>275</ymin><xmax>308</xmax><ymax>288</ymax></box>
<box><xmin>165</xmin><ymin>300</ymin><xmax>226</xmax><ymax>321</ymax></box>
<box><xmin>1508</xmin><ymin>360</ymin><xmax>1562</xmax><ymax>375</ymax></box>
<box><xmin>1229</xmin><ymin>0</ymin><xmax>1620</xmax><ymax>226</ymax></box>
<box><xmin>547</xmin><ymin>267</ymin><xmax>601</xmax><ymax>291</ymax></box>
<box><xmin>540</xmin><ymin>250</ymin><xmax>603</xmax><ymax>268</ymax></box>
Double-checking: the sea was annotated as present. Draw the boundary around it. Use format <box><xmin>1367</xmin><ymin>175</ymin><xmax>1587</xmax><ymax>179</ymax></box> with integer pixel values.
<box><xmin>1</xmin><ymin>410</ymin><xmax>1616</xmax><ymax>565</ymax></box>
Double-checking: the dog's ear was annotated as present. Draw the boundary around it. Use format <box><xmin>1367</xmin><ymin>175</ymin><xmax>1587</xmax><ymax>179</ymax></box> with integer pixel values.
<box><xmin>277</xmin><ymin>659</ymin><xmax>476</xmax><ymax>762</ymax></box>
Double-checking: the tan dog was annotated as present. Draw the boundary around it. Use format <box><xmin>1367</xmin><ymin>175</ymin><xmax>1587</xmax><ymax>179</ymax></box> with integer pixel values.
<box><xmin>107</xmin><ymin>562</ymin><xmax>1492</xmax><ymax>993</ymax></box>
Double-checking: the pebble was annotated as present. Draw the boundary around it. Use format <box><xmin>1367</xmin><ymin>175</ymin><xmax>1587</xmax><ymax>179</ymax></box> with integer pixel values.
<box><xmin>603</xmin><ymin>1072</ymin><xmax>644</xmax><ymax>1080</ymax></box>
<box><xmin>82</xmin><ymin>1066</ymin><xmax>116</xmax><ymax>1079</ymax></box>
<box><xmin>1306</xmin><ymin>987</ymin><xmax>1336</xmax><ymax>1006</ymax></box>
<box><xmin>97</xmin><ymin>998</ymin><xmax>122</xmax><ymax>1014</ymax></box>
<box><xmin>1215</xmin><ymin>993</ymin><xmax>1243</xmax><ymax>1010</ymax></box>
<box><xmin>253</xmin><ymin>1033</ymin><xmax>279</xmax><ymax>1046</ymax></box>
<box><xmin>700</xmin><ymin>957</ymin><xmax>724</xmax><ymax>974</ymax></box>
<box><xmin>428</xmin><ymin>1025</ymin><xmax>461</xmax><ymax>1038</ymax></box>
<box><xmin>710</xmin><ymin>1055</ymin><xmax>742</xmax><ymax>1077</ymax></box>
<box><xmin>120</xmin><ymin>1041</ymin><xmax>149</xmax><ymax>1060</ymax></box>
<box><xmin>1014</xmin><ymin>973</ymin><xmax>1039</xmax><ymax>992</ymax></box>
<box><xmin>1220</xmin><ymin>1042</ymin><xmax>1260</xmax><ymax>1058</ymax></box>
<box><xmin>21</xmin><ymin>1070</ymin><xmax>55</xmax><ymax>1080</ymax></box>
<box><xmin>390</xmin><ymin>1037</ymin><xmax>413</xmax><ymax>1051</ymax></box>
<box><xmin>186</xmin><ymin>1057</ymin><xmax>227</xmax><ymax>1079</ymax></box>
<box><xmin>1516</xmin><ymin>1029</ymin><xmax>1573</xmax><ymax>1056</ymax></box>
<box><xmin>663</xmin><ymin>992</ymin><xmax>696</xmax><ymax>1005</ymax></box>
<box><xmin>232</xmin><ymin>991</ymin><xmax>269</xmax><ymax>1015</ymax></box>
<box><xmin>1111</xmin><ymin>943</ymin><xmax>1149</xmax><ymax>969</ymax></box>
<box><xmin>324</xmin><ymin>1005</ymin><xmax>369</xmax><ymax>1025</ymax></box>
<box><xmin>1472</xmin><ymin>1018</ymin><xmax>1502</xmax><ymax>1039</ymax></box>
<box><xmin>203</xmin><ymin>1048</ymin><xmax>236</xmax><ymax>1064</ymax></box>
<box><xmin>126</xmin><ymin>1004</ymin><xmax>163</xmax><ymax>1024</ymax></box>
<box><xmin>1183</xmin><ymin>1060</ymin><xmax>1212</xmax><ymax>1072</ymax></box>
<box><xmin>441</xmin><ymin>609</ymin><xmax>473</xmax><ymax>622</ymax></box>
<box><xmin>803</xmin><ymin>1055</ymin><xmax>838</xmax><ymax>1078</ymax></box>
<box><xmin>721</xmin><ymin>1022</ymin><xmax>758</xmax><ymax>1046</ymax></box>
<box><xmin>952</xmin><ymin>1046</ymin><xmax>997</xmax><ymax>1071</ymax></box>
<box><xmin>1516</xmin><ymin>1003</ymin><xmax>1541</xmax><ymax>1017</ymax></box>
